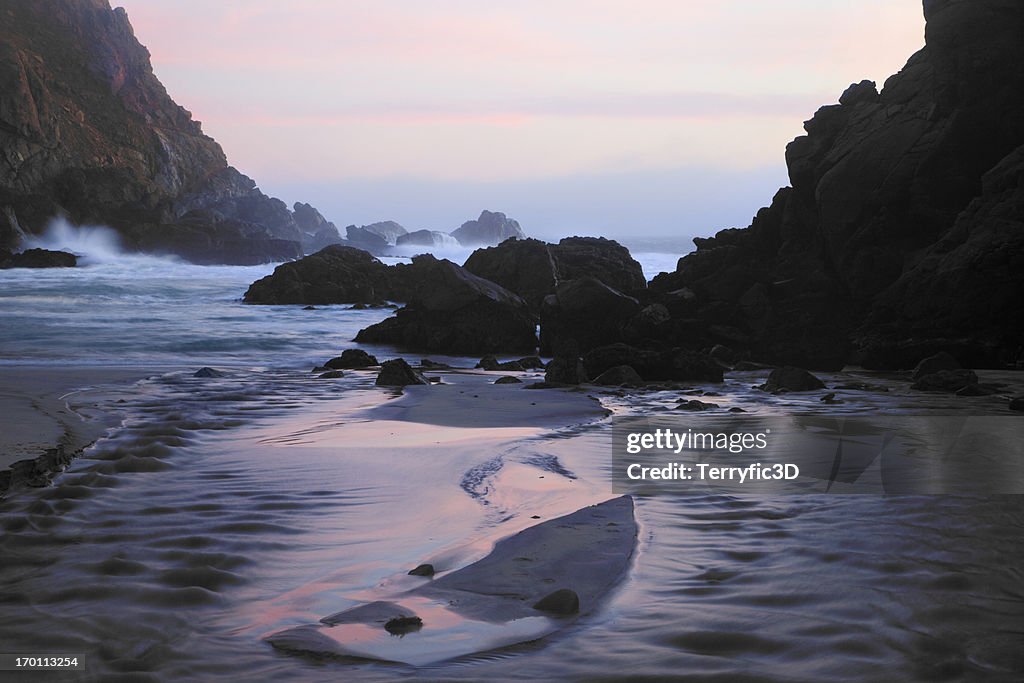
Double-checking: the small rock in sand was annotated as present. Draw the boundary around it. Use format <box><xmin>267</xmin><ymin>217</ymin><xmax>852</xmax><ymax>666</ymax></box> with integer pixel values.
<box><xmin>532</xmin><ymin>588</ymin><xmax>580</xmax><ymax>616</ymax></box>
<box><xmin>193</xmin><ymin>367</ymin><xmax>225</xmax><ymax>378</ymax></box>
<box><xmin>495</xmin><ymin>376</ymin><xmax>522</xmax><ymax>384</ymax></box>
<box><xmin>384</xmin><ymin>615</ymin><xmax>423</xmax><ymax>635</ymax></box>
<box><xmin>676</xmin><ymin>399</ymin><xmax>714</xmax><ymax>411</ymax></box>
<box><xmin>325</xmin><ymin>349</ymin><xmax>379</xmax><ymax>369</ymax></box>
<box><xmin>911</xmin><ymin>351</ymin><xmax>960</xmax><ymax>380</ymax></box>
<box><xmin>408</xmin><ymin>563</ymin><xmax>435</xmax><ymax>577</ymax></box>
<box><xmin>376</xmin><ymin>359</ymin><xmax>429</xmax><ymax>387</ymax></box>
<box><xmin>758</xmin><ymin>366</ymin><xmax>825</xmax><ymax>393</ymax></box>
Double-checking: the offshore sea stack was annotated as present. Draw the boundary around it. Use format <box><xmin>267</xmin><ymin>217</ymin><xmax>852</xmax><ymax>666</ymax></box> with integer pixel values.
<box><xmin>0</xmin><ymin>0</ymin><xmax>331</xmax><ymax>264</ymax></box>
<box><xmin>648</xmin><ymin>0</ymin><xmax>1024</xmax><ymax>370</ymax></box>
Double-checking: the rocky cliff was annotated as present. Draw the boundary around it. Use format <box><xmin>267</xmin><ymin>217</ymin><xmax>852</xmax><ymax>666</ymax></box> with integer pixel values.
<box><xmin>650</xmin><ymin>0</ymin><xmax>1024</xmax><ymax>369</ymax></box>
<box><xmin>0</xmin><ymin>0</ymin><xmax>329</xmax><ymax>263</ymax></box>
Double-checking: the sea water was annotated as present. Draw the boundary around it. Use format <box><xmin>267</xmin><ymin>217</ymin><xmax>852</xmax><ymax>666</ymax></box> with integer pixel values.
<box><xmin>1</xmin><ymin>233</ymin><xmax>1022</xmax><ymax>681</ymax></box>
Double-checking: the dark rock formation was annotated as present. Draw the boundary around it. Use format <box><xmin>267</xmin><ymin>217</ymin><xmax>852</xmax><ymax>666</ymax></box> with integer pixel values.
<box><xmin>476</xmin><ymin>356</ymin><xmax>527</xmax><ymax>371</ymax></box>
<box><xmin>355</xmin><ymin>255</ymin><xmax>537</xmax><ymax>354</ymax></box>
<box><xmin>494</xmin><ymin>375</ymin><xmax>523</xmax><ymax>384</ymax></box>
<box><xmin>463</xmin><ymin>238</ymin><xmax>558</xmax><ymax>310</ymax></box>
<box><xmin>345</xmin><ymin>225</ymin><xmax>390</xmax><ymax>255</ymax></box>
<box><xmin>463</xmin><ymin>236</ymin><xmax>646</xmax><ymax>312</ymax></box>
<box><xmin>317</xmin><ymin>370</ymin><xmax>345</xmax><ymax>379</ymax></box>
<box><xmin>451</xmin><ymin>210</ymin><xmax>525</xmax><ymax>247</ymax></box>
<box><xmin>396</xmin><ymin>229</ymin><xmax>457</xmax><ymax>249</ymax></box>
<box><xmin>361</xmin><ymin>220</ymin><xmax>407</xmax><ymax>245</ymax></box>
<box><xmin>911</xmin><ymin>352</ymin><xmax>961</xmax><ymax>380</ymax></box>
<box><xmin>0</xmin><ymin>0</ymin><xmax>329</xmax><ymax>263</ymax></box>
<box><xmin>193</xmin><ymin>367</ymin><xmax>225</xmax><ymax>378</ymax></box>
<box><xmin>592</xmin><ymin>365</ymin><xmax>644</xmax><ymax>387</ymax></box>
<box><xmin>583</xmin><ymin>343</ymin><xmax>723</xmax><ymax>383</ymax></box>
<box><xmin>324</xmin><ymin>349</ymin><xmax>379</xmax><ymax>369</ymax></box>
<box><xmin>532</xmin><ymin>588</ymin><xmax>579</xmax><ymax>616</ymax></box>
<box><xmin>294</xmin><ymin>202</ymin><xmax>342</xmax><ymax>253</ymax></box>
<box><xmin>408</xmin><ymin>564</ymin><xmax>435</xmax><ymax>577</ymax></box>
<box><xmin>910</xmin><ymin>369</ymin><xmax>979</xmax><ymax>392</ymax></box>
<box><xmin>676</xmin><ymin>399</ymin><xmax>715</xmax><ymax>411</ymax></box>
<box><xmin>544</xmin><ymin>356</ymin><xmax>589</xmax><ymax>385</ymax></box>
<box><xmin>540</xmin><ymin>277</ymin><xmax>641</xmax><ymax>355</ymax></box>
<box><xmin>1010</xmin><ymin>397</ymin><xmax>1024</xmax><ymax>412</ymax></box>
<box><xmin>553</xmin><ymin>237</ymin><xmax>646</xmax><ymax>294</ymax></box>
<box><xmin>243</xmin><ymin>245</ymin><xmax>397</xmax><ymax>305</ymax></box>
<box><xmin>648</xmin><ymin>1</ymin><xmax>1024</xmax><ymax>369</ymax></box>
<box><xmin>375</xmin><ymin>359</ymin><xmax>428</xmax><ymax>387</ymax></box>
<box><xmin>0</xmin><ymin>248</ymin><xmax>76</xmax><ymax>268</ymax></box>
<box><xmin>758</xmin><ymin>367</ymin><xmax>826</xmax><ymax>393</ymax></box>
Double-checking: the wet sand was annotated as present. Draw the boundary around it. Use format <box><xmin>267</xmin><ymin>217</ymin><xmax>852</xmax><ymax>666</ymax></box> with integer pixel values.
<box><xmin>0</xmin><ymin>366</ymin><xmax>162</xmax><ymax>491</ymax></box>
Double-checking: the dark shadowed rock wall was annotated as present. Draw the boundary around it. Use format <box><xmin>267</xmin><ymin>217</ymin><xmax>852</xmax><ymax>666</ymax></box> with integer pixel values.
<box><xmin>649</xmin><ymin>0</ymin><xmax>1024</xmax><ymax>369</ymax></box>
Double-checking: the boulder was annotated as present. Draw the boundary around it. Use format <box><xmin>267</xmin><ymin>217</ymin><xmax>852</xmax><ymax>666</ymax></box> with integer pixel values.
<box><xmin>451</xmin><ymin>210</ymin><xmax>525</xmax><ymax>247</ymax></box>
<box><xmin>463</xmin><ymin>238</ymin><xmax>556</xmax><ymax>310</ymax></box>
<box><xmin>544</xmin><ymin>357</ymin><xmax>588</xmax><ymax>385</ymax></box>
<box><xmin>552</xmin><ymin>237</ymin><xmax>647</xmax><ymax>294</ymax></box>
<box><xmin>911</xmin><ymin>352</ymin><xmax>961</xmax><ymax>380</ymax></box>
<box><xmin>355</xmin><ymin>255</ymin><xmax>538</xmax><ymax>354</ymax></box>
<box><xmin>396</xmin><ymin>230</ymin><xmax>459</xmax><ymax>249</ymax></box>
<box><xmin>494</xmin><ymin>375</ymin><xmax>523</xmax><ymax>385</ymax></box>
<box><xmin>375</xmin><ymin>359</ymin><xmax>428</xmax><ymax>387</ymax></box>
<box><xmin>583</xmin><ymin>344</ymin><xmax>723</xmax><ymax>383</ymax></box>
<box><xmin>193</xmin><ymin>367</ymin><xmax>225</xmax><ymax>378</ymax></box>
<box><xmin>532</xmin><ymin>588</ymin><xmax>579</xmax><ymax>616</ymax></box>
<box><xmin>0</xmin><ymin>248</ymin><xmax>77</xmax><ymax>268</ymax></box>
<box><xmin>476</xmin><ymin>356</ymin><xmax>526</xmax><ymax>371</ymax></box>
<box><xmin>325</xmin><ymin>349</ymin><xmax>379</xmax><ymax>369</ymax></box>
<box><xmin>676</xmin><ymin>399</ymin><xmax>715</xmax><ymax>411</ymax></box>
<box><xmin>910</xmin><ymin>369</ymin><xmax>979</xmax><ymax>392</ymax></box>
<box><xmin>408</xmin><ymin>563</ymin><xmax>435</xmax><ymax>577</ymax></box>
<box><xmin>360</xmin><ymin>221</ymin><xmax>407</xmax><ymax>245</ymax></box>
<box><xmin>540</xmin><ymin>277</ymin><xmax>641</xmax><ymax>355</ymax></box>
<box><xmin>758</xmin><ymin>367</ymin><xmax>826</xmax><ymax>393</ymax></box>
<box><xmin>243</xmin><ymin>245</ymin><xmax>397</xmax><ymax>305</ymax></box>
<box><xmin>463</xmin><ymin>236</ymin><xmax>646</xmax><ymax>313</ymax></box>
<box><xmin>293</xmin><ymin>202</ymin><xmax>342</xmax><ymax>253</ymax></box>
<box><xmin>345</xmin><ymin>225</ymin><xmax>390</xmax><ymax>255</ymax></box>
<box><xmin>592</xmin><ymin>365</ymin><xmax>644</xmax><ymax>387</ymax></box>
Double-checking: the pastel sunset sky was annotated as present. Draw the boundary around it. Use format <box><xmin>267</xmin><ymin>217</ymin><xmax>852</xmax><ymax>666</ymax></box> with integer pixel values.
<box><xmin>117</xmin><ymin>1</ymin><xmax>926</xmax><ymax>245</ymax></box>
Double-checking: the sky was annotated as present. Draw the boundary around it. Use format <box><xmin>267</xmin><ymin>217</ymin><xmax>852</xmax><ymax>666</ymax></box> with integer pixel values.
<box><xmin>117</xmin><ymin>1</ymin><xmax>926</xmax><ymax>246</ymax></box>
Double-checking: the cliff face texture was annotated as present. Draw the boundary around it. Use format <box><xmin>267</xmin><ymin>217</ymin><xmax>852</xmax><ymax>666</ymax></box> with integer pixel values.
<box><xmin>0</xmin><ymin>0</ymin><xmax>310</xmax><ymax>263</ymax></box>
<box><xmin>651</xmin><ymin>0</ymin><xmax>1024</xmax><ymax>369</ymax></box>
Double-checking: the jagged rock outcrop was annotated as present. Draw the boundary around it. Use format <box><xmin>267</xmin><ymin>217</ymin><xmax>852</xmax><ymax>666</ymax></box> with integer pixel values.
<box><xmin>396</xmin><ymin>229</ymin><xmax>459</xmax><ymax>250</ymax></box>
<box><xmin>0</xmin><ymin>247</ymin><xmax>76</xmax><ymax>268</ymax></box>
<box><xmin>294</xmin><ymin>202</ymin><xmax>343</xmax><ymax>253</ymax></box>
<box><xmin>648</xmin><ymin>0</ymin><xmax>1024</xmax><ymax>370</ymax></box>
<box><xmin>243</xmin><ymin>245</ymin><xmax>397</xmax><ymax>305</ymax></box>
<box><xmin>463</xmin><ymin>236</ymin><xmax>646</xmax><ymax>311</ymax></box>
<box><xmin>355</xmin><ymin>255</ymin><xmax>537</xmax><ymax>354</ymax></box>
<box><xmin>0</xmin><ymin>0</ymin><xmax>330</xmax><ymax>264</ymax></box>
<box><xmin>582</xmin><ymin>344</ymin><xmax>723</xmax><ymax>383</ymax></box>
<box><xmin>451</xmin><ymin>210</ymin><xmax>525</xmax><ymax>247</ymax></box>
<box><xmin>539</xmin><ymin>277</ymin><xmax>640</xmax><ymax>355</ymax></box>
<box><xmin>361</xmin><ymin>220</ymin><xmax>407</xmax><ymax>245</ymax></box>
<box><xmin>345</xmin><ymin>225</ymin><xmax>390</xmax><ymax>255</ymax></box>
